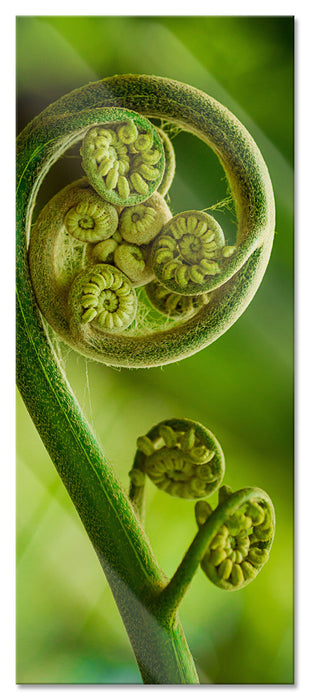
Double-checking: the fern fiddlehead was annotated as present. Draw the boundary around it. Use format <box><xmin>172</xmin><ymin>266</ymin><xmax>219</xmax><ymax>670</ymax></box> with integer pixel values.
<box><xmin>195</xmin><ymin>485</ymin><xmax>274</xmax><ymax>591</ymax></box>
<box><xmin>157</xmin><ymin>485</ymin><xmax>275</xmax><ymax>621</ymax></box>
<box><xmin>151</xmin><ymin>210</ymin><xmax>230</xmax><ymax>294</ymax></box>
<box><xmin>127</xmin><ymin>419</ymin><xmax>275</xmax><ymax>622</ymax></box>
<box><xmin>69</xmin><ymin>263</ymin><xmax>137</xmax><ymax>333</ymax></box>
<box><xmin>118</xmin><ymin>192</ymin><xmax>171</xmax><ymax>245</ymax></box>
<box><xmin>17</xmin><ymin>74</ymin><xmax>275</xmax><ymax>684</ymax></box>
<box><xmin>24</xmin><ymin>74</ymin><xmax>275</xmax><ymax>369</ymax></box>
<box><xmin>64</xmin><ymin>190</ymin><xmax>119</xmax><ymax>243</ymax></box>
<box><xmin>129</xmin><ymin>418</ymin><xmax>225</xmax><ymax>520</ymax></box>
<box><xmin>80</xmin><ymin>110</ymin><xmax>166</xmax><ymax>205</ymax></box>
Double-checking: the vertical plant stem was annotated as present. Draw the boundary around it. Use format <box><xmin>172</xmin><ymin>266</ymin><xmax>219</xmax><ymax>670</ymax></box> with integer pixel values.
<box><xmin>16</xmin><ymin>293</ymin><xmax>199</xmax><ymax>684</ymax></box>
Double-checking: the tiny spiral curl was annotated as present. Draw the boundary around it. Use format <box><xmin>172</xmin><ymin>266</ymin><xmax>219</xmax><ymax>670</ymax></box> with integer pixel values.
<box><xmin>145</xmin><ymin>279</ymin><xmax>211</xmax><ymax>320</ymax></box>
<box><xmin>152</xmin><ymin>210</ymin><xmax>236</xmax><ymax>295</ymax></box>
<box><xmin>90</xmin><ymin>234</ymin><xmax>121</xmax><ymax>265</ymax></box>
<box><xmin>80</xmin><ymin>111</ymin><xmax>165</xmax><ymax>206</ymax></box>
<box><xmin>118</xmin><ymin>192</ymin><xmax>171</xmax><ymax>245</ymax></box>
<box><xmin>129</xmin><ymin>419</ymin><xmax>225</xmax><ymax>499</ymax></box>
<box><xmin>68</xmin><ymin>263</ymin><xmax>137</xmax><ymax>333</ymax></box>
<box><xmin>64</xmin><ymin>196</ymin><xmax>119</xmax><ymax>243</ymax></box>
<box><xmin>114</xmin><ymin>243</ymin><xmax>154</xmax><ymax>287</ymax></box>
<box><xmin>195</xmin><ymin>485</ymin><xmax>275</xmax><ymax>591</ymax></box>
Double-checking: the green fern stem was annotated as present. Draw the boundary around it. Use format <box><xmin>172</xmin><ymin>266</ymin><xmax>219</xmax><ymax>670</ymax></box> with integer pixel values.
<box><xmin>16</xmin><ymin>286</ymin><xmax>199</xmax><ymax>683</ymax></box>
<box><xmin>16</xmin><ymin>77</ymin><xmax>210</xmax><ymax>684</ymax></box>
<box><xmin>16</xmin><ymin>74</ymin><xmax>275</xmax><ymax>683</ymax></box>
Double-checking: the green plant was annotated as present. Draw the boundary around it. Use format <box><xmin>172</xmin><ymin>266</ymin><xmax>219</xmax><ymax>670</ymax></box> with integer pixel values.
<box><xmin>16</xmin><ymin>75</ymin><xmax>276</xmax><ymax>684</ymax></box>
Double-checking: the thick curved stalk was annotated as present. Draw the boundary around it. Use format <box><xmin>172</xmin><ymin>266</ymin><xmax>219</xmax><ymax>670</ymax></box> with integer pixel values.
<box><xmin>16</xmin><ymin>222</ymin><xmax>198</xmax><ymax>684</ymax></box>
<box><xmin>16</xmin><ymin>98</ymin><xmax>202</xmax><ymax>684</ymax></box>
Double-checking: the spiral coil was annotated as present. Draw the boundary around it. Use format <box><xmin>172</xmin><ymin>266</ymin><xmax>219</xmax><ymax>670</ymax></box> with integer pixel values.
<box><xmin>27</xmin><ymin>75</ymin><xmax>275</xmax><ymax>368</ymax></box>
<box><xmin>195</xmin><ymin>485</ymin><xmax>275</xmax><ymax>591</ymax></box>
<box><xmin>129</xmin><ymin>419</ymin><xmax>225</xmax><ymax>499</ymax></box>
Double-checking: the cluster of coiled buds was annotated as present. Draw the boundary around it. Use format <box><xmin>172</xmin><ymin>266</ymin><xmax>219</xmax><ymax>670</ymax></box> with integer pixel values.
<box><xmin>89</xmin><ymin>191</ymin><xmax>171</xmax><ymax>287</ymax></box>
<box><xmin>195</xmin><ymin>485</ymin><xmax>275</xmax><ymax>591</ymax></box>
<box><xmin>29</xmin><ymin>107</ymin><xmax>241</xmax><ymax>350</ymax></box>
<box><xmin>128</xmin><ymin>418</ymin><xmax>275</xmax><ymax>597</ymax></box>
<box><xmin>80</xmin><ymin>115</ymin><xmax>166</xmax><ymax>205</ymax></box>
<box><xmin>151</xmin><ymin>211</ymin><xmax>236</xmax><ymax>295</ymax></box>
<box><xmin>129</xmin><ymin>419</ymin><xmax>225</xmax><ymax>499</ymax></box>
<box><xmin>68</xmin><ymin>263</ymin><xmax>137</xmax><ymax>333</ymax></box>
<box><xmin>26</xmin><ymin>75</ymin><xmax>275</xmax><ymax>369</ymax></box>
<box><xmin>145</xmin><ymin>280</ymin><xmax>211</xmax><ymax>320</ymax></box>
<box><xmin>78</xmin><ymin>116</ymin><xmax>236</xmax><ymax>311</ymax></box>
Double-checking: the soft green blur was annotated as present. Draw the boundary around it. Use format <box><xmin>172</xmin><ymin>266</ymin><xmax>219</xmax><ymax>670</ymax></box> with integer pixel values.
<box><xmin>16</xmin><ymin>16</ymin><xmax>294</xmax><ymax>684</ymax></box>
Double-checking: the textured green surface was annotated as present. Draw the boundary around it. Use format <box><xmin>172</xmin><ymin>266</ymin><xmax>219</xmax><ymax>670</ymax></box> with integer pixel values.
<box><xmin>16</xmin><ymin>16</ymin><xmax>293</xmax><ymax>685</ymax></box>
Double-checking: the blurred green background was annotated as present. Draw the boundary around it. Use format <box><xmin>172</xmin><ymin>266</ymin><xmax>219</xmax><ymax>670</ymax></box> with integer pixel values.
<box><xmin>16</xmin><ymin>15</ymin><xmax>294</xmax><ymax>684</ymax></box>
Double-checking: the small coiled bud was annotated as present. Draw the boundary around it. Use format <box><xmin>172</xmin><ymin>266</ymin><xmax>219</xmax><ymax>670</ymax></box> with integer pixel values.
<box><xmin>145</xmin><ymin>279</ymin><xmax>211</xmax><ymax>320</ymax></box>
<box><xmin>64</xmin><ymin>196</ymin><xmax>118</xmax><ymax>243</ymax></box>
<box><xmin>217</xmin><ymin>484</ymin><xmax>234</xmax><ymax>504</ymax></box>
<box><xmin>118</xmin><ymin>192</ymin><xmax>171</xmax><ymax>245</ymax></box>
<box><xmin>68</xmin><ymin>263</ymin><xmax>137</xmax><ymax>334</ymax></box>
<box><xmin>195</xmin><ymin>500</ymin><xmax>213</xmax><ymax>526</ymax></box>
<box><xmin>91</xmin><ymin>237</ymin><xmax>119</xmax><ymax>264</ymax></box>
<box><xmin>196</xmin><ymin>486</ymin><xmax>275</xmax><ymax>591</ymax></box>
<box><xmin>128</xmin><ymin>468</ymin><xmax>146</xmax><ymax>487</ymax></box>
<box><xmin>130</xmin><ymin>419</ymin><xmax>225</xmax><ymax>499</ymax></box>
<box><xmin>80</xmin><ymin>110</ymin><xmax>165</xmax><ymax>206</ymax></box>
<box><xmin>114</xmin><ymin>243</ymin><xmax>154</xmax><ymax>287</ymax></box>
<box><xmin>151</xmin><ymin>210</ymin><xmax>228</xmax><ymax>295</ymax></box>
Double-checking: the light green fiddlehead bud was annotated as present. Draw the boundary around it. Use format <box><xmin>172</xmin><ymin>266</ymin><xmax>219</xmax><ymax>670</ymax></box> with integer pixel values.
<box><xmin>145</xmin><ymin>280</ymin><xmax>211</xmax><ymax>320</ymax></box>
<box><xmin>129</xmin><ymin>419</ymin><xmax>225</xmax><ymax>500</ymax></box>
<box><xmin>90</xmin><ymin>236</ymin><xmax>120</xmax><ymax>264</ymax></box>
<box><xmin>64</xmin><ymin>197</ymin><xmax>118</xmax><ymax>243</ymax></box>
<box><xmin>68</xmin><ymin>263</ymin><xmax>137</xmax><ymax>334</ymax></box>
<box><xmin>195</xmin><ymin>485</ymin><xmax>275</xmax><ymax>591</ymax></box>
<box><xmin>29</xmin><ymin>179</ymin><xmax>111</xmax><ymax>336</ymax></box>
<box><xmin>80</xmin><ymin>109</ymin><xmax>165</xmax><ymax>206</ymax></box>
<box><xmin>194</xmin><ymin>500</ymin><xmax>213</xmax><ymax>526</ymax></box>
<box><xmin>90</xmin><ymin>233</ymin><xmax>154</xmax><ymax>288</ymax></box>
<box><xmin>152</xmin><ymin>211</ymin><xmax>228</xmax><ymax>295</ymax></box>
<box><xmin>114</xmin><ymin>243</ymin><xmax>154</xmax><ymax>287</ymax></box>
<box><xmin>118</xmin><ymin>192</ymin><xmax>171</xmax><ymax>245</ymax></box>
